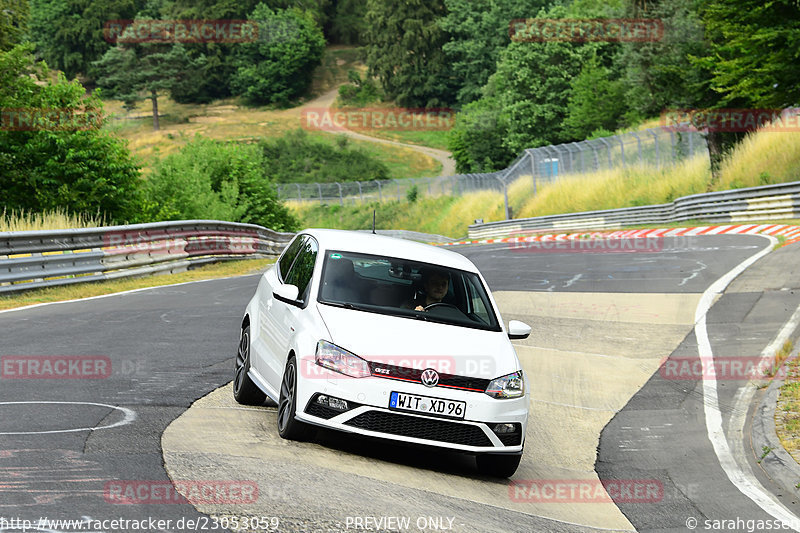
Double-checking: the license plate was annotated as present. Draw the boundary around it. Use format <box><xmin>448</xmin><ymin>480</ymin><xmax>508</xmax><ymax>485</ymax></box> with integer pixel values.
<box><xmin>389</xmin><ymin>392</ymin><xmax>466</xmax><ymax>420</ymax></box>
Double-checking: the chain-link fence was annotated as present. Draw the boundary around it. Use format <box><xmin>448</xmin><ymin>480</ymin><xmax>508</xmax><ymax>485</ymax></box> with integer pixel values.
<box><xmin>276</xmin><ymin>127</ymin><xmax>709</xmax><ymax>212</ymax></box>
<box><xmin>276</xmin><ymin>172</ymin><xmax>505</xmax><ymax>205</ymax></box>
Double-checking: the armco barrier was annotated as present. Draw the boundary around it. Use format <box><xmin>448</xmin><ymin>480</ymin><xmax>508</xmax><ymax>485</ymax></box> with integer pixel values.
<box><xmin>0</xmin><ymin>220</ymin><xmax>294</xmax><ymax>294</ymax></box>
<box><xmin>468</xmin><ymin>181</ymin><xmax>800</xmax><ymax>239</ymax></box>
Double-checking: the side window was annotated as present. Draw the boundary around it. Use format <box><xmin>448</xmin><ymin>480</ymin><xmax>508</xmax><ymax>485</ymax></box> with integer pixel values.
<box><xmin>279</xmin><ymin>236</ymin><xmax>306</xmax><ymax>281</ymax></box>
<box><xmin>285</xmin><ymin>237</ymin><xmax>318</xmax><ymax>303</ymax></box>
<box><xmin>465</xmin><ymin>275</ymin><xmax>491</xmax><ymax>325</ymax></box>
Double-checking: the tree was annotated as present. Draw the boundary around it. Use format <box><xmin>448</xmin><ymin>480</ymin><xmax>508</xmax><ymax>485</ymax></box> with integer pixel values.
<box><xmin>0</xmin><ymin>0</ymin><xmax>29</xmax><ymax>51</ymax></box>
<box><xmin>440</xmin><ymin>0</ymin><xmax>548</xmax><ymax>105</ymax></box>
<box><xmin>698</xmin><ymin>0</ymin><xmax>800</xmax><ymax>109</ymax></box>
<box><xmin>231</xmin><ymin>4</ymin><xmax>326</xmax><ymax>105</ymax></box>
<box><xmin>619</xmin><ymin>0</ymin><xmax>713</xmax><ymax>123</ymax></box>
<box><xmin>327</xmin><ymin>0</ymin><xmax>367</xmax><ymax>44</ymax></box>
<box><xmin>562</xmin><ymin>53</ymin><xmax>626</xmax><ymax>140</ymax></box>
<box><xmin>29</xmin><ymin>0</ymin><xmax>141</xmax><ymax>80</ymax></box>
<box><xmin>93</xmin><ymin>41</ymin><xmax>196</xmax><ymax>130</ymax></box>
<box><xmin>448</xmin><ymin>96</ymin><xmax>515</xmax><ymax>172</ymax></box>
<box><xmin>364</xmin><ymin>0</ymin><xmax>455</xmax><ymax>108</ymax></box>
<box><xmin>0</xmin><ymin>44</ymin><xmax>142</xmax><ymax>221</ymax></box>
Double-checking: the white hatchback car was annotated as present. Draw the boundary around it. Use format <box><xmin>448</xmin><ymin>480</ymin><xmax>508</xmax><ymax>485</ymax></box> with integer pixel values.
<box><xmin>234</xmin><ymin>229</ymin><xmax>531</xmax><ymax>477</ymax></box>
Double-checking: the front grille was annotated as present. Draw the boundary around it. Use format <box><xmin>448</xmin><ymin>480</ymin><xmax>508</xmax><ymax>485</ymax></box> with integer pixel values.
<box><xmin>344</xmin><ymin>410</ymin><xmax>493</xmax><ymax>447</ymax></box>
<box><xmin>368</xmin><ymin>362</ymin><xmax>491</xmax><ymax>393</ymax></box>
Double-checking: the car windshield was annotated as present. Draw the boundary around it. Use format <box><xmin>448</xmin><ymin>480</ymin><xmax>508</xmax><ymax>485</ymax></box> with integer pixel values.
<box><xmin>317</xmin><ymin>250</ymin><xmax>501</xmax><ymax>332</ymax></box>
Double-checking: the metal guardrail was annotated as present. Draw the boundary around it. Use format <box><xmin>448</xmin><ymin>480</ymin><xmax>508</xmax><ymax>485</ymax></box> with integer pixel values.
<box><xmin>0</xmin><ymin>221</ymin><xmax>295</xmax><ymax>294</ymax></box>
<box><xmin>468</xmin><ymin>181</ymin><xmax>800</xmax><ymax>238</ymax></box>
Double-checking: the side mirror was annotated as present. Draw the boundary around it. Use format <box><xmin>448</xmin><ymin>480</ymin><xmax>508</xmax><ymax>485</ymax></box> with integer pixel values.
<box><xmin>507</xmin><ymin>320</ymin><xmax>531</xmax><ymax>340</ymax></box>
<box><xmin>273</xmin><ymin>283</ymin><xmax>300</xmax><ymax>305</ymax></box>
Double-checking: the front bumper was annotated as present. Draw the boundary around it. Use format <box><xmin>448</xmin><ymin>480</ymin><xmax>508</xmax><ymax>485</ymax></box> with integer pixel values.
<box><xmin>294</xmin><ymin>361</ymin><xmax>528</xmax><ymax>453</ymax></box>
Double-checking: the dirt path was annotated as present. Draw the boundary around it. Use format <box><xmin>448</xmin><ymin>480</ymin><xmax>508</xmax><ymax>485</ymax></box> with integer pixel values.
<box><xmin>286</xmin><ymin>87</ymin><xmax>457</xmax><ymax>177</ymax></box>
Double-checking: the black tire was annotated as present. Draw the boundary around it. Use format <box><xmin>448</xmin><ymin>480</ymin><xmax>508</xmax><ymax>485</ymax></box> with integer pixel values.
<box><xmin>277</xmin><ymin>356</ymin><xmax>314</xmax><ymax>441</ymax></box>
<box><xmin>233</xmin><ymin>325</ymin><xmax>267</xmax><ymax>406</ymax></box>
<box><xmin>476</xmin><ymin>452</ymin><xmax>523</xmax><ymax>478</ymax></box>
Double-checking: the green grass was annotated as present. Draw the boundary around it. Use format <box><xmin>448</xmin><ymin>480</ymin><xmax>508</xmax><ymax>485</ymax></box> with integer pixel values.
<box><xmin>348</xmin><ymin>129</ymin><xmax>452</xmax><ymax>151</ymax></box>
<box><xmin>0</xmin><ymin>258</ymin><xmax>274</xmax><ymax>311</ymax></box>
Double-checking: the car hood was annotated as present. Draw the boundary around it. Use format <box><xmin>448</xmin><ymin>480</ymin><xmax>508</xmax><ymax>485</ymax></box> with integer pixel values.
<box><xmin>316</xmin><ymin>303</ymin><xmax>520</xmax><ymax>379</ymax></box>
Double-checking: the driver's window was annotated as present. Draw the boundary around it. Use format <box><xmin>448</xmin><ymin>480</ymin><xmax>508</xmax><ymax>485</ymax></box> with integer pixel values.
<box><xmin>285</xmin><ymin>237</ymin><xmax>318</xmax><ymax>303</ymax></box>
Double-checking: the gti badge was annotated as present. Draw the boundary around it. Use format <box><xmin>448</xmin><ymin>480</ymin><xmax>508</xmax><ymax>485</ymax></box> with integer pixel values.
<box><xmin>420</xmin><ymin>368</ymin><xmax>439</xmax><ymax>387</ymax></box>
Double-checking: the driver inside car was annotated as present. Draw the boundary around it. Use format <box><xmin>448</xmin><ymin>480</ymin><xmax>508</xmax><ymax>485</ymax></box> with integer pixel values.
<box><xmin>403</xmin><ymin>268</ymin><xmax>450</xmax><ymax>311</ymax></box>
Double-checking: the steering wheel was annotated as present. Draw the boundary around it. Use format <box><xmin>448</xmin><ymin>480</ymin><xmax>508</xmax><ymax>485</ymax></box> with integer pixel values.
<box><xmin>424</xmin><ymin>302</ymin><xmax>460</xmax><ymax>311</ymax></box>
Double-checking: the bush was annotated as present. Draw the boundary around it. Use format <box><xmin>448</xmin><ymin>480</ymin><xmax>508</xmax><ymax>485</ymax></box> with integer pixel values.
<box><xmin>0</xmin><ymin>44</ymin><xmax>141</xmax><ymax>223</ymax></box>
<box><xmin>337</xmin><ymin>70</ymin><xmax>382</xmax><ymax>107</ymax></box>
<box><xmin>142</xmin><ymin>136</ymin><xmax>298</xmax><ymax>231</ymax></box>
<box><xmin>448</xmin><ymin>96</ymin><xmax>516</xmax><ymax>173</ymax></box>
<box><xmin>259</xmin><ymin>129</ymin><xmax>389</xmax><ymax>183</ymax></box>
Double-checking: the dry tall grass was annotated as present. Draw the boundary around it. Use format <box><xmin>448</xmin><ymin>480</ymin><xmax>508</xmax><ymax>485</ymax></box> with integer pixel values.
<box><xmin>716</xmin><ymin>130</ymin><xmax>800</xmax><ymax>189</ymax></box>
<box><xmin>293</xmin><ymin>123</ymin><xmax>800</xmax><ymax>236</ymax></box>
<box><xmin>1</xmin><ymin>209</ymin><xmax>106</xmax><ymax>232</ymax></box>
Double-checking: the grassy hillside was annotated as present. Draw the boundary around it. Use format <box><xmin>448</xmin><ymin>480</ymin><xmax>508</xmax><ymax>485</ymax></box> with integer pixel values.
<box><xmin>101</xmin><ymin>47</ymin><xmax>441</xmax><ymax>179</ymax></box>
<box><xmin>293</xmin><ymin>125</ymin><xmax>800</xmax><ymax>238</ymax></box>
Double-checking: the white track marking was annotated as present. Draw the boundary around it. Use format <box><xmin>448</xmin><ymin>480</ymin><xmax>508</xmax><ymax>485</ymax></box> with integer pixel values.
<box><xmin>0</xmin><ymin>401</ymin><xmax>136</xmax><ymax>435</ymax></box>
<box><xmin>694</xmin><ymin>234</ymin><xmax>800</xmax><ymax>528</ymax></box>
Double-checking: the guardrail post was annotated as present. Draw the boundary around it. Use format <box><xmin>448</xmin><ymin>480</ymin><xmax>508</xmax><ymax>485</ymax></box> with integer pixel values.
<box><xmin>357</xmin><ymin>181</ymin><xmax>363</xmax><ymax>203</ymax></box>
<box><xmin>317</xmin><ymin>183</ymin><xmax>323</xmax><ymax>205</ymax></box>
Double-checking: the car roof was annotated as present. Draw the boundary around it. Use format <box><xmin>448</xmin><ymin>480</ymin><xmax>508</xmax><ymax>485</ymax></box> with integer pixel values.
<box><xmin>299</xmin><ymin>228</ymin><xmax>478</xmax><ymax>272</ymax></box>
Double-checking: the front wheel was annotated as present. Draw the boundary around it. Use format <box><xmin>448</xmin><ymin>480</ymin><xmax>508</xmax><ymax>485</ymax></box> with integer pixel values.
<box><xmin>476</xmin><ymin>451</ymin><xmax>523</xmax><ymax>478</ymax></box>
<box><xmin>277</xmin><ymin>357</ymin><xmax>314</xmax><ymax>441</ymax></box>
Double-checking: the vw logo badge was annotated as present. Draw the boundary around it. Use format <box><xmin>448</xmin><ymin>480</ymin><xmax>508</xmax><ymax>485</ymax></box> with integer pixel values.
<box><xmin>420</xmin><ymin>368</ymin><xmax>439</xmax><ymax>387</ymax></box>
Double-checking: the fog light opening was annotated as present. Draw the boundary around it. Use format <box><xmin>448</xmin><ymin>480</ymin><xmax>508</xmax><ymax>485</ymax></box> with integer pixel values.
<box><xmin>316</xmin><ymin>394</ymin><xmax>349</xmax><ymax>411</ymax></box>
<box><xmin>492</xmin><ymin>423</ymin><xmax>517</xmax><ymax>435</ymax></box>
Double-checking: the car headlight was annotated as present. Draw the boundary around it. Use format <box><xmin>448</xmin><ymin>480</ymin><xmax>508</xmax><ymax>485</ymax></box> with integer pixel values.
<box><xmin>315</xmin><ymin>341</ymin><xmax>370</xmax><ymax>378</ymax></box>
<box><xmin>485</xmin><ymin>371</ymin><xmax>525</xmax><ymax>399</ymax></box>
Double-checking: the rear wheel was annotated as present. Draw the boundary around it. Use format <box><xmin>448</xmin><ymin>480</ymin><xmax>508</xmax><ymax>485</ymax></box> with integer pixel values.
<box><xmin>233</xmin><ymin>325</ymin><xmax>267</xmax><ymax>405</ymax></box>
<box><xmin>476</xmin><ymin>451</ymin><xmax>523</xmax><ymax>478</ymax></box>
<box><xmin>277</xmin><ymin>357</ymin><xmax>314</xmax><ymax>441</ymax></box>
